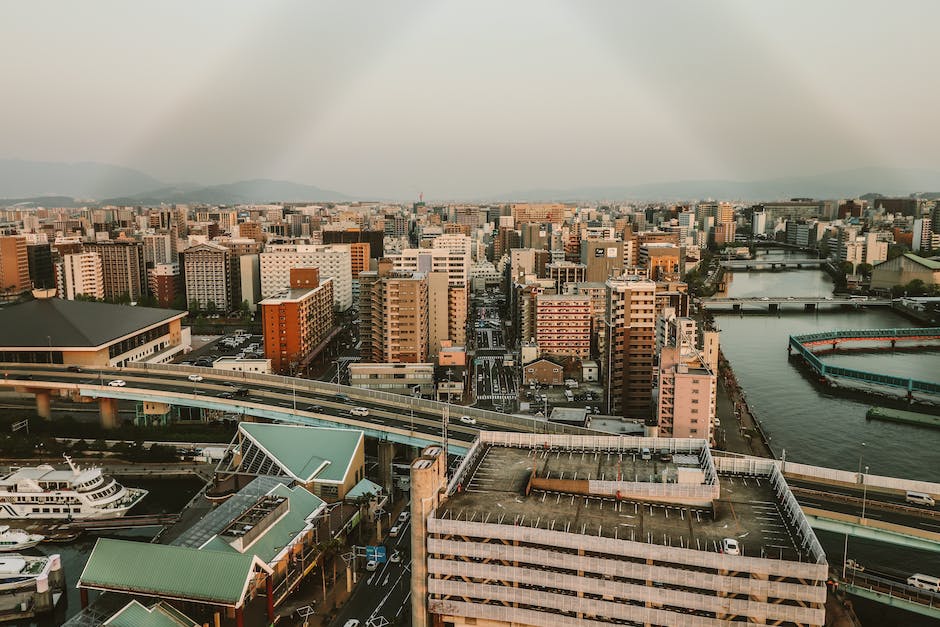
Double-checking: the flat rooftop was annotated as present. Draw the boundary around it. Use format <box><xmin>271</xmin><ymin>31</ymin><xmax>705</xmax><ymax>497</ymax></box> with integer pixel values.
<box><xmin>439</xmin><ymin>445</ymin><xmax>806</xmax><ymax>562</ymax></box>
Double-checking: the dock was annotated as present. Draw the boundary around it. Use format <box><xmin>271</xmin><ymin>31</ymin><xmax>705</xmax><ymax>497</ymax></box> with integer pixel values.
<box><xmin>866</xmin><ymin>406</ymin><xmax>940</xmax><ymax>430</ymax></box>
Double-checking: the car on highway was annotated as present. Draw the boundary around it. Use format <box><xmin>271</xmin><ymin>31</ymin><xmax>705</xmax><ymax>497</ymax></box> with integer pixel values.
<box><xmin>343</xmin><ymin>620</ymin><xmax>361</xmax><ymax>627</ymax></box>
<box><xmin>108</xmin><ymin>379</ymin><xmax>126</xmax><ymax>387</ymax></box>
<box><xmin>350</xmin><ymin>407</ymin><xmax>369</xmax><ymax>417</ymax></box>
<box><xmin>66</xmin><ymin>365</ymin><xmax>82</xmax><ymax>373</ymax></box>
<box><xmin>721</xmin><ymin>538</ymin><xmax>741</xmax><ymax>556</ymax></box>
<box><xmin>389</xmin><ymin>524</ymin><xmax>401</xmax><ymax>537</ymax></box>
<box><xmin>459</xmin><ymin>415</ymin><xmax>477</xmax><ymax>425</ymax></box>
<box><xmin>304</xmin><ymin>404</ymin><xmax>323</xmax><ymax>413</ymax></box>
<box><xmin>390</xmin><ymin>551</ymin><xmax>401</xmax><ymax>563</ymax></box>
<box><xmin>334</xmin><ymin>393</ymin><xmax>351</xmax><ymax>402</ymax></box>
<box><xmin>187</xmin><ymin>374</ymin><xmax>204</xmax><ymax>382</ymax></box>
<box><xmin>365</xmin><ymin>560</ymin><xmax>378</xmax><ymax>572</ymax></box>
<box><xmin>398</xmin><ymin>511</ymin><xmax>410</xmax><ymax>524</ymax></box>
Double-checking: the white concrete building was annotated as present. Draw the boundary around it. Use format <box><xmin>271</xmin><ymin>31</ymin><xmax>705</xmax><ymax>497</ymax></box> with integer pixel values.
<box><xmin>56</xmin><ymin>252</ymin><xmax>104</xmax><ymax>300</ymax></box>
<box><xmin>259</xmin><ymin>244</ymin><xmax>352</xmax><ymax>310</ymax></box>
<box><xmin>385</xmin><ymin>246</ymin><xmax>470</xmax><ymax>287</ymax></box>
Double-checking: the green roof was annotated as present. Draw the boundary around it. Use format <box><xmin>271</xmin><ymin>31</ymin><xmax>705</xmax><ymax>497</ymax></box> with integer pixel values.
<box><xmin>904</xmin><ymin>253</ymin><xmax>940</xmax><ymax>270</ymax></box>
<box><xmin>79</xmin><ymin>539</ymin><xmax>269</xmax><ymax>607</ymax></box>
<box><xmin>104</xmin><ymin>601</ymin><xmax>197</xmax><ymax>627</ymax></box>
<box><xmin>346</xmin><ymin>478</ymin><xmax>384</xmax><ymax>500</ymax></box>
<box><xmin>199</xmin><ymin>483</ymin><xmax>325</xmax><ymax>563</ymax></box>
<box><xmin>239</xmin><ymin>423</ymin><xmax>362</xmax><ymax>483</ymax></box>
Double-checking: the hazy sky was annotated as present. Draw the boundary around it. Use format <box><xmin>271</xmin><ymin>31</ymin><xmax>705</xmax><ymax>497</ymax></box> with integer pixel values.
<box><xmin>2</xmin><ymin>1</ymin><xmax>938</xmax><ymax>199</ymax></box>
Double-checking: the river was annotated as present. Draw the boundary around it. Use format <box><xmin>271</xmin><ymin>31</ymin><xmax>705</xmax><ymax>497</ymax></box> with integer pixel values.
<box><xmin>717</xmin><ymin>251</ymin><xmax>940</xmax><ymax>626</ymax></box>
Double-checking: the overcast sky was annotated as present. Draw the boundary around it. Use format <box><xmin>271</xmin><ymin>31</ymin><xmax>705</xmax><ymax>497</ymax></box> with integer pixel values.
<box><xmin>2</xmin><ymin>1</ymin><xmax>937</xmax><ymax>199</ymax></box>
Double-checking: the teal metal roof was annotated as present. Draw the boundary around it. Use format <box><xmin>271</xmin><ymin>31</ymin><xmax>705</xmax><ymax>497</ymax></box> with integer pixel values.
<box><xmin>903</xmin><ymin>253</ymin><xmax>940</xmax><ymax>270</ymax></box>
<box><xmin>79</xmin><ymin>538</ymin><xmax>270</xmax><ymax>607</ymax></box>
<box><xmin>104</xmin><ymin>601</ymin><xmax>198</xmax><ymax>627</ymax></box>
<box><xmin>199</xmin><ymin>483</ymin><xmax>325</xmax><ymax>563</ymax></box>
<box><xmin>239</xmin><ymin>423</ymin><xmax>362</xmax><ymax>483</ymax></box>
<box><xmin>346</xmin><ymin>478</ymin><xmax>384</xmax><ymax>500</ymax></box>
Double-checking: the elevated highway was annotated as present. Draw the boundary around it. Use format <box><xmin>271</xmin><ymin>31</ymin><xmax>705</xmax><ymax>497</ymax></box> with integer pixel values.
<box><xmin>0</xmin><ymin>363</ymin><xmax>592</xmax><ymax>454</ymax></box>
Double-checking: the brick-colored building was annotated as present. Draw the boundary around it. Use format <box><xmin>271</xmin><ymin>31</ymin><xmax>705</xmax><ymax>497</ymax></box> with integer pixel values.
<box><xmin>535</xmin><ymin>294</ymin><xmax>591</xmax><ymax>358</ymax></box>
<box><xmin>147</xmin><ymin>263</ymin><xmax>180</xmax><ymax>308</ymax></box>
<box><xmin>260</xmin><ymin>268</ymin><xmax>335</xmax><ymax>374</ymax></box>
<box><xmin>521</xmin><ymin>358</ymin><xmax>564</xmax><ymax>386</ymax></box>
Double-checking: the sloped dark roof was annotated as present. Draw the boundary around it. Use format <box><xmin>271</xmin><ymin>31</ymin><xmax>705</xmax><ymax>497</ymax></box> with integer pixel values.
<box><xmin>0</xmin><ymin>298</ymin><xmax>185</xmax><ymax>348</ymax></box>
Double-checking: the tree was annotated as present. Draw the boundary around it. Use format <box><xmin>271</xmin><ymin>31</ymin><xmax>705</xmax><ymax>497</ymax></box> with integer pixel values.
<box><xmin>238</xmin><ymin>299</ymin><xmax>251</xmax><ymax>318</ymax></box>
<box><xmin>171</xmin><ymin>293</ymin><xmax>188</xmax><ymax>311</ymax></box>
<box><xmin>839</xmin><ymin>261</ymin><xmax>855</xmax><ymax>276</ymax></box>
<box><xmin>856</xmin><ymin>263</ymin><xmax>874</xmax><ymax>278</ymax></box>
<box><xmin>188</xmin><ymin>299</ymin><xmax>202</xmax><ymax>314</ymax></box>
<box><xmin>205</xmin><ymin>300</ymin><xmax>218</xmax><ymax>314</ymax></box>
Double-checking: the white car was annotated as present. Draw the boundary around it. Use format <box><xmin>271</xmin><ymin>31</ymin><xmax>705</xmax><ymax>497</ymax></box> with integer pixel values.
<box><xmin>398</xmin><ymin>511</ymin><xmax>410</xmax><ymax>524</ymax></box>
<box><xmin>108</xmin><ymin>379</ymin><xmax>126</xmax><ymax>387</ymax></box>
<box><xmin>344</xmin><ymin>621</ymin><xmax>361</xmax><ymax>627</ymax></box>
<box><xmin>365</xmin><ymin>560</ymin><xmax>378</xmax><ymax>572</ymax></box>
<box><xmin>459</xmin><ymin>415</ymin><xmax>477</xmax><ymax>425</ymax></box>
<box><xmin>350</xmin><ymin>407</ymin><xmax>369</xmax><ymax>417</ymax></box>
<box><xmin>389</xmin><ymin>525</ymin><xmax>401</xmax><ymax>537</ymax></box>
<box><xmin>721</xmin><ymin>538</ymin><xmax>741</xmax><ymax>556</ymax></box>
<box><xmin>187</xmin><ymin>374</ymin><xmax>204</xmax><ymax>382</ymax></box>
<box><xmin>390</xmin><ymin>551</ymin><xmax>401</xmax><ymax>564</ymax></box>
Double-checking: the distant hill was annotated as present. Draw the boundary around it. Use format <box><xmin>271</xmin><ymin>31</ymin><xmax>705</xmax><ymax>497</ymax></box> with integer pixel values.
<box><xmin>102</xmin><ymin>178</ymin><xmax>353</xmax><ymax>205</ymax></box>
<box><xmin>487</xmin><ymin>168</ymin><xmax>940</xmax><ymax>202</ymax></box>
<box><xmin>0</xmin><ymin>159</ymin><xmax>165</xmax><ymax>199</ymax></box>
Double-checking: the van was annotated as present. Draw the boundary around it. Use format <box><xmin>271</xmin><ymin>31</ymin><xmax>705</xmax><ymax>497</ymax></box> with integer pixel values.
<box><xmin>905</xmin><ymin>491</ymin><xmax>936</xmax><ymax>507</ymax></box>
<box><xmin>564</xmin><ymin>390</ymin><xmax>574</xmax><ymax>402</ymax></box>
<box><xmin>907</xmin><ymin>573</ymin><xmax>940</xmax><ymax>592</ymax></box>
<box><xmin>640</xmin><ymin>448</ymin><xmax>652</xmax><ymax>461</ymax></box>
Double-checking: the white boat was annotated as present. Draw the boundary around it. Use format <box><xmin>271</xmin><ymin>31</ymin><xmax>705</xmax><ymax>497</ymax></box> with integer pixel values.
<box><xmin>0</xmin><ymin>456</ymin><xmax>147</xmax><ymax>520</ymax></box>
<box><xmin>0</xmin><ymin>526</ymin><xmax>43</xmax><ymax>551</ymax></box>
<box><xmin>0</xmin><ymin>553</ymin><xmax>60</xmax><ymax>592</ymax></box>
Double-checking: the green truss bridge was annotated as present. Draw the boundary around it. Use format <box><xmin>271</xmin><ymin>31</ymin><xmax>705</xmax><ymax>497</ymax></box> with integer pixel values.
<box><xmin>788</xmin><ymin>328</ymin><xmax>940</xmax><ymax>399</ymax></box>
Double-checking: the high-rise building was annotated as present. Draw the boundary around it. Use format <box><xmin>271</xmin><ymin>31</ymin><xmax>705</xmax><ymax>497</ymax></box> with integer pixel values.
<box><xmin>426</xmin><ymin>272</ymin><xmax>467</xmax><ymax>356</ymax></box>
<box><xmin>26</xmin><ymin>243</ymin><xmax>55</xmax><ymax>290</ymax></box>
<box><xmin>56</xmin><ymin>252</ymin><xmax>104</xmax><ymax>300</ymax></box>
<box><xmin>0</xmin><ymin>236</ymin><xmax>31</xmax><ymax>296</ymax></box>
<box><xmin>142</xmin><ymin>232</ymin><xmax>176</xmax><ymax>266</ymax></box>
<box><xmin>181</xmin><ymin>242</ymin><xmax>233</xmax><ymax>312</ymax></box>
<box><xmin>604</xmin><ymin>276</ymin><xmax>656</xmax><ymax>417</ymax></box>
<box><xmin>147</xmin><ymin>263</ymin><xmax>181</xmax><ymax>308</ymax></box>
<box><xmin>359</xmin><ymin>262</ymin><xmax>429</xmax><ymax>363</ymax></box>
<box><xmin>259</xmin><ymin>244</ymin><xmax>353</xmax><ymax>310</ymax></box>
<box><xmin>260</xmin><ymin>268</ymin><xmax>335</xmax><ymax>375</ymax></box>
<box><xmin>510</xmin><ymin>203</ymin><xmax>566</xmax><ymax>224</ymax></box>
<box><xmin>581</xmin><ymin>240</ymin><xmax>624</xmax><ymax>283</ymax></box>
<box><xmin>913</xmin><ymin>218</ymin><xmax>933</xmax><ymax>253</ymax></box>
<box><xmin>85</xmin><ymin>241</ymin><xmax>146</xmax><ymax>302</ymax></box>
<box><xmin>656</xmin><ymin>315</ymin><xmax>717</xmax><ymax>442</ymax></box>
<box><xmin>546</xmin><ymin>261</ymin><xmax>586</xmax><ymax>293</ymax></box>
<box><xmin>535</xmin><ymin>294</ymin><xmax>591</xmax><ymax>358</ymax></box>
<box><xmin>385</xmin><ymin>246</ymin><xmax>470</xmax><ymax>287</ymax></box>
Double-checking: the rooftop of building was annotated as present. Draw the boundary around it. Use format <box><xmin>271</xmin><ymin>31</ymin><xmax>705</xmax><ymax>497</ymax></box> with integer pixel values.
<box><xmin>439</xmin><ymin>440</ymin><xmax>812</xmax><ymax>563</ymax></box>
<box><xmin>0</xmin><ymin>298</ymin><xmax>185</xmax><ymax>348</ymax></box>
<box><xmin>234</xmin><ymin>423</ymin><xmax>362</xmax><ymax>484</ymax></box>
<box><xmin>103</xmin><ymin>600</ymin><xmax>198</xmax><ymax>627</ymax></box>
<box><xmin>258</xmin><ymin>287</ymin><xmax>320</xmax><ymax>304</ymax></box>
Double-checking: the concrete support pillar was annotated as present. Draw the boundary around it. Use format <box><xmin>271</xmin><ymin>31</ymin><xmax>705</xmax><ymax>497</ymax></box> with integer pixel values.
<box><xmin>235</xmin><ymin>606</ymin><xmax>244</xmax><ymax>627</ymax></box>
<box><xmin>346</xmin><ymin>564</ymin><xmax>353</xmax><ymax>593</ymax></box>
<box><xmin>80</xmin><ymin>587</ymin><xmax>89</xmax><ymax>609</ymax></box>
<box><xmin>35</xmin><ymin>391</ymin><xmax>51</xmax><ymax>419</ymax></box>
<box><xmin>378</xmin><ymin>441</ymin><xmax>396</xmax><ymax>499</ymax></box>
<box><xmin>98</xmin><ymin>398</ymin><xmax>119</xmax><ymax>429</ymax></box>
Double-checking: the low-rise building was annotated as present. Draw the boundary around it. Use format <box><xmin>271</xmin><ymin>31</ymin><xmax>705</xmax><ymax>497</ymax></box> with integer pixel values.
<box><xmin>349</xmin><ymin>362</ymin><xmax>435</xmax><ymax>396</ymax></box>
<box><xmin>0</xmin><ymin>293</ymin><xmax>189</xmax><ymax>367</ymax></box>
<box><xmin>870</xmin><ymin>253</ymin><xmax>940</xmax><ymax>293</ymax></box>
<box><xmin>521</xmin><ymin>358</ymin><xmax>564</xmax><ymax>386</ymax></box>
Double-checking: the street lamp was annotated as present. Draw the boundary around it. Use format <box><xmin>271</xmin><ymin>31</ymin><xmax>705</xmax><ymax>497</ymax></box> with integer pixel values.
<box><xmin>861</xmin><ymin>465</ymin><xmax>869</xmax><ymax>522</ymax></box>
<box><xmin>843</xmin><ymin>442</ymin><xmax>867</xmax><ymax>580</ymax></box>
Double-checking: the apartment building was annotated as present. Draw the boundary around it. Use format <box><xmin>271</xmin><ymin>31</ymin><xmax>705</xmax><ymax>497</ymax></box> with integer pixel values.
<box><xmin>581</xmin><ymin>240</ymin><xmax>624</xmax><ymax>283</ymax></box>
<box><xmin>359</xmin><ymin>262</ymin><xmax>429</xmax><ymax>363</ymax></box>
<box><xmin>535</xmin><ymin>294</ymin><xmax>591</xmax><ymax>358</ymax></box>
<box><xmin>85</xmin><ymin>241</ymin><xmax>147</xmax><ymax>302</ymax></box>
<box><xmin>604</xmin><ymin>276</ymin><xmax>656</xmax><ymax>417</ymax></box>
<box><xmin>427</xmin><ymin>272</ymin><xmax>468</xmax><ymax>357</ymax></box>
<box><xmin>260</xmin><ymin>268</ymin><xmax>335</xmax><ymax>374</ymax></box>
<box><xmin>546</xmin><ymin>261</ymin><xmax>586</xmax><ymax>293</ymax></box>
<box><xmin>0</xmin><ymin>235</ymin><xmax>31</xmax><ymax>295</ymax></box>
<box><xmin>259</xmin><ymin>244</ymin><xmax>352</xmax><ymax>310</ymax></box>
<box><xmin>56</xmin><ymin>252</ymin><xmax>104</xmax><ymax>300</ymax></box>
<box><xmin>181</xmin><ymin>242</ymin><xmax>233</xmax><ymax>312</ymax></box>
<box><xmin>411</xmin><ymin>434</ymin><xmax>827</xmax><ymax>627</ymax></box>
<box><xmin>385</xmin><ymin>246</ymin><xmax>470</xmax><ymax>287</ymax></box>
<box><xmin>510</xmin><ymin>202</ymin><xmax>566</xmax><ymax>224</ymax></box>
<box><xmin>147</xmin><ymin>263</ymin><xmax>180</xmax><ymax>308</ymax></box>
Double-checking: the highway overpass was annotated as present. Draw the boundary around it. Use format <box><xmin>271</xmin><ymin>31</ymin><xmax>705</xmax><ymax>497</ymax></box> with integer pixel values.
<box><xmin>0</xmin><ymin>362</ymin><xmax>593</xmax><ymax>454</ymax></box>
<box><xmin>701</xmin><ymin>296</ymin><xmax>893</xmax><ymax>312</ymax></box>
